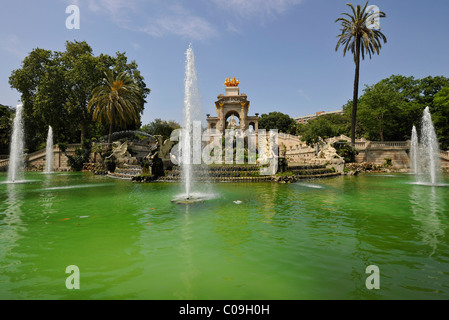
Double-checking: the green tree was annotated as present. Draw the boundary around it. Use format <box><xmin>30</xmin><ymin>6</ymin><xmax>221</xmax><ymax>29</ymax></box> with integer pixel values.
<box><xmin>258</xmin><ymin>111</ymin><xmax>297</xmax><ymax>134</ymax></box>
<box><xmin>351</xmin><ymin>75</ymin><xmax>449</xmax><ymax>142</ymax></box>
<box><xmin>9</xmin><ymin>40</ymin><xmax>150</xmax><ymax>152</ymax></box>
<box><xmin>335</xmin><ymin>1</ymin><xmax>387</xmax><ymax>146</ymax></box>
<box><xmin>433</xmin><ymin>87</ymin><xmax>449</xmax><ymax>149</ymax></box>
<box><xmin>88</xmin><ymin>70</ymin><xmax>144</xmax><ymax>146</ymax></box>
<box><xmin>140</xmin><ymin>118</ymin><xmax>181</xmax><ymax>141</ymax></box>
<box><xmin>418</xmin><ymin>76</ymin><xmax>449</xmax><ymax>107</ymax></box>
<box><xmin>356</xmin><ymin>82</ymin><xmax>403</xmax><ymax>141</ymax></box>
<box><xmin>298</xmin><ymin>113</ymin><xmax>350</xmax><ymax>146</ymax></box>
<box><xmin>0</xmin><ymin>104</ymin><xmax>14</xmax><ymax>154</ymax></box>
<box><xmin>61</xmin><ymin>41</ymin><xmax>105</xmax><ymax>142</ymax></box>
<box><xmin>8</xmin><ymin>48</ymin><xmax>59</xmax><ymax>151</ymax></box>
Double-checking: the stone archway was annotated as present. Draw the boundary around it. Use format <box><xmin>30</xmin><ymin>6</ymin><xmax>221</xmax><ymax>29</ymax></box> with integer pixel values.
<box><xmin>248</xmin><ymin>121</ymin><xmax>256</xmax><ymax>132</ymax></box>
<box><xmin>206</xmin><ymin>78</ymin><xmax>259</xmax><ymax>136</ymax></box>
<box><xmin>224</xmin><ymin>110</ymin><xmax>241</xmax><ymax>130</ymax></box>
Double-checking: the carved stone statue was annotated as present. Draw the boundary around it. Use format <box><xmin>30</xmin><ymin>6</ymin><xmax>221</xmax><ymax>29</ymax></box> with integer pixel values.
<box><xmin>227</xmin><ymin>115</ymin><xmax>238</xmax><ymax>129</ymax></box>
<box><xmin>107</xmin><ymin>141</ymin><xmax>136</xmax><ymax>164</ymax></box>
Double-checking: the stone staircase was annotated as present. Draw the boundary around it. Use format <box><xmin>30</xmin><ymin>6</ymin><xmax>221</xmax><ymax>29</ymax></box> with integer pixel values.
<box><xmin>107</xmin><ymin>164</ymin><xmax>142</xmax><ymax>180</ymax></box>
<box><xmin>157</xmin><ymin>164</ymin><xmax>340</xmax><ymax>182</ymax></box>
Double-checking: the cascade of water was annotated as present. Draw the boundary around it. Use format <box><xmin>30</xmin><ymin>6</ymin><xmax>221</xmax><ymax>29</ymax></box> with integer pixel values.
<box><xmin>410</xmin><ymin>125</ymin><xmax>419</xmax><ymax>175</ymax></box>
<box><xmin>7</xmin><ymin>104</ymin><xmax>25</xmax><ymax>183</ymax></box>
<box><xmin>45</xmin><ymin>126</ymin><xmax>54</xmax><ymax>173</ymax></box>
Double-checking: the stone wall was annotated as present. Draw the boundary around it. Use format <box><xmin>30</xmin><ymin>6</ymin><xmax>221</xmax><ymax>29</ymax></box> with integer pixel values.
<box><xmin>353</xmin><ymin>141</ymin><xmax>410</xmax><ymax>169</ymax></box>
<box><xmin>278</xmin><ymin>133</ymin><xmax>316</xmax><ymax>164</ymax></box>
<box><xmin>278</xmin><ymin>134</ymin><xmax>449</xmax><ymax>171</ymax></box>
<box><xmin>25</xmin><ymin>144</ymin><xmax>81</xmax><ymax>171</ymax></box>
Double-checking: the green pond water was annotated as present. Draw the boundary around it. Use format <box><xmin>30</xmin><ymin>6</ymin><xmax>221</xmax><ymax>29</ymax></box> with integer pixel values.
<box><xmin>0</xmin><ymin>172</ymin><xmax>448</xmax><ymax>300</ymax></box>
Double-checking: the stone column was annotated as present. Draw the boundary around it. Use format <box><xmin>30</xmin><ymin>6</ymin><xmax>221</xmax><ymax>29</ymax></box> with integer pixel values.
<box><xmin>240</xmin><ymin>103</ymin><xmax>247</xmax><ymax>131</ymax></box>
<box><xmin>216</xmin><ymin>104</ymin><xmax>225</xmax><ymax>135</ymax></box>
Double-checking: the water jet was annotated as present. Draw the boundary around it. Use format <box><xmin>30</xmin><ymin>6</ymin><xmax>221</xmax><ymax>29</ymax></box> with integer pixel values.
<box><xmin>45</xmin><ymin>126</ymin><xmax>54</xmax><ymax>173</ymax></box>
<box><xmin>410</xmin><ymin>107</ymin><xmax>444</xmax><ymax>186</ymax></box>
<box><xmin>172</xmin><ymin>45</ymin><xmax>215</xmax><ymax>204</ymax></box>
<box><xmin>7</xmin><ymin>104</ymin><xmax>24</xmax><ymax>183</ymax></box>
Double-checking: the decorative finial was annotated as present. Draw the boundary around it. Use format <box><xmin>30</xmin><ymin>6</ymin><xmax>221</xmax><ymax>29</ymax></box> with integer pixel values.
<box><xmin>224</xmin><ymin>77</ymin><xmax>240</xmax><ymax>87</ymax></box>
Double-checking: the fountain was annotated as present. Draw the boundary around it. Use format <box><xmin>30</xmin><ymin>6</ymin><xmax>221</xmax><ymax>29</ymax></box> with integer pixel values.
<box><xmin>411</xmin><ymin>107</ymin><xmax>443</xmax><ymax>186</ymax></box>
<box><xmin>7</xmin><ymin>104</ymin><xmax>25</xmax><ymax>183</ymax></box>
<box><xmin>410</xmin><ymin>125</ymin><xmax>419</xmax><ymax>175</ymax></box>
<box><xmin>45</xmin><ymin>126</ymin><xmax>54</xmax><ymax>173</ymax></box>
<box><xmin>171</xmin><ymin>45</ymin><xmax>213</xmax><ymax>204</ymax></box>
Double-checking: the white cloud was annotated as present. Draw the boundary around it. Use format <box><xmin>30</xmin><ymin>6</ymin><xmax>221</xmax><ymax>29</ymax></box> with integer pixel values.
<box><xmin>141</xmin><ymin>6</ymin><xmax>218</xmax><ymax>41</ymax></box>
<box><xmin>87</xmin><ymin>0</ymin><xmax>142</xmax><ymax>24</ymax></box>
<box><xmin>86</xmin><ymin>0</ymin><xmax>140</xmax><ymax>14</ymax></box>
<box><xmin>65</xmin><ymin>0</ymin><xmax>302</xmax><ymax>40</ymax></box>
<box><xmin>130</xmin><ymin>42</ymin><xmax>141</xmax><ymax>50</ymax></box>
<box><xmin>297</xmin><ymin>89</ymin><xmax>311</xmax><ymax>101</ymax></box>
<box><xmin>211</xmin><ymin>0</ymin><xmax>304</xmax><ymax>19</ymax></box>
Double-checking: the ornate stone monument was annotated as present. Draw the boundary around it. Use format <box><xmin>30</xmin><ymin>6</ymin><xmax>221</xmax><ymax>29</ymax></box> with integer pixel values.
<box><xmin>206</xmin><ymin>77</ymin><xmax>259</xmax><ymax>135</ymax></box>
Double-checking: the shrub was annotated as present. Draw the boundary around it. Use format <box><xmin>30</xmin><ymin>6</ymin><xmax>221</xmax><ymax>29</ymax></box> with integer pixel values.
<box><xmin>332</xmin><ymin>140</ymin><xmax>359</xmax><ymax>163</ymax></box>
<box><xmin>61</xmin><ymin>140</ymin><xmax>92</xmax><ymax>171</ymax></box>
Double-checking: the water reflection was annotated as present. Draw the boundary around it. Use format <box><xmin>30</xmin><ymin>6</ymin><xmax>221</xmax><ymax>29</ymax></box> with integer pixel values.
<box><xmin>410</xmin><ymin>185</ymin><xmax>445</xmax><ymax>256</ymax></box>
<box><xmin>38</xmin><ymin>174</ymin><xmax>56</xmax><ymax>217</ymax></box>
<box><xmin>175</xmin><ymin>205</ymin><xmax>198</xmax><ymax>299</ymax></box>
<box><xmin>0</xmin><ymin>184</ymin><xmax>25</xmax><ymax>278</ymax></box>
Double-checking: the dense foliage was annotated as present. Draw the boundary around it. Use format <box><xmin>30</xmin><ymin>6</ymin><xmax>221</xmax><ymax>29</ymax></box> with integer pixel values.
<box><xmin>258</xmin><ymin>111</ymin><xmax>297</xmax><ymax>134</ymax></box>
<box><xmin>88</xmin><ymin>70</ymin><xmax>145</xmax><ymax>145</ymax></box>
<box><xmin>298</xmin><ymin>75</ymin><xmax>449</xmax><ymax>150</ymax></box>
<box><xmin>0</xmin><ymin>104</ymin><xmax>14</xmax><ymax>154</ymax></box>
<box><xmin>346</xmin><ymin>75</ymin><xmax>449</xmax><ymax>147</ymax></box>
<box><xmin>8</xmin><ymin>40</ymin><xmax>150</xmax><ymax>153</ymax></box>
<box><xmin>297</xmin><ymin>113</ymin><xmax>349</xmax><ymax>146</ymax></box>
<box><xmin>140</xmin><ymin>118</ymin><xmax>181</xmax><ymax>141</ymax></box>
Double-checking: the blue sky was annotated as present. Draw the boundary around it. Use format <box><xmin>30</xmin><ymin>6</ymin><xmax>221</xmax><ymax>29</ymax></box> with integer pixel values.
<box><xmin>1</xmin><ymin>0</ymin><xmax>448</xmax><ymax>125</ymax></box>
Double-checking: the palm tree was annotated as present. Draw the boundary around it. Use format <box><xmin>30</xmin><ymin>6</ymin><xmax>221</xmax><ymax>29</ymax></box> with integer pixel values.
<box><xmin>88</xmin><ymin>70</ymin><xmax>144</xmax><ymax>146</ymax></box>
<box><xmin>335</xmin><ymin>1</ymin><xmax>387</xmax><ymax>146</ymax></box>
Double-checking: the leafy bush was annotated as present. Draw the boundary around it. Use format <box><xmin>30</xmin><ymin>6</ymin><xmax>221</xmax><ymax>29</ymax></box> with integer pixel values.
<box><xmin>64</xmin><ymin>140</ymin><xmax>92</xmax><ymax>171</ymax></box>
<box><xmin>332</xmin><ymin>140</ymin><xmax>359</xmax><ymax>163</ymax></box>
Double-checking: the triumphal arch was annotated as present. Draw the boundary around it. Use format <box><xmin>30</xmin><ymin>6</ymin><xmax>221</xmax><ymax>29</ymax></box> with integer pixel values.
<box><xmin>206</xmin><ymin>77</ymin><xmax>259</xmax><ymax>134</ymax></box>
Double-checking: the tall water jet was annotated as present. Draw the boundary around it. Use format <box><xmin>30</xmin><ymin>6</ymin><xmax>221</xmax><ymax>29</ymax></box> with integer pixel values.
<box><xmin>418</xmin><ymin>107</ymin><xmax>442</xmax><ymax>185</ymax></box>
<box><xmin>410</xmin><ymin>125</ymin><xmax>419</xmax><ymax>174</ymax></box>
<box><xmin>172</xmin><ymin>45</ymin><xmax>214</xmax><ymax>204</ymax></box>
<box><xmin>45</xmin><ymin>126</ymin><xmax>54</xmax><ymax>173</ymax></box>
<box><xmin>182</xmin><ymin>45</ymin><xmax>200</xmax><ymax>200</ymax></box>
<box><xmin>7</xmin><ymin>104</ymin><xmax>25</xmax><ymax>182</ymax></box>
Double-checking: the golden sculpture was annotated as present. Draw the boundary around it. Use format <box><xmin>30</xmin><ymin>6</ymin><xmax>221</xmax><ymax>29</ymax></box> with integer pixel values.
<box><xmin>224</xmin><ymin>77</ymin><xmax>239</xmax><ymax>87</ymax></box>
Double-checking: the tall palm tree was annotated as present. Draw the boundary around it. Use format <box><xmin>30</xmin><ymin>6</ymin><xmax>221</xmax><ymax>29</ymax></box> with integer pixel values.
<box><xmin>335</xmin><ymin>1</ymin><xmax>387</xmax><ymax>146</ymax></box>
<box><xmin>88</xmin><ymin>70</ymin><xmax>144</xmax><ymax>146</ymax></box>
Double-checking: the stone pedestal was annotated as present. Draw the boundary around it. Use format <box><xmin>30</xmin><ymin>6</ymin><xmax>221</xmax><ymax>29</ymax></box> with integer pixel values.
<box><xmin>225</xmin><ymin>86</ymin><xmax>239</xmax><ymax>96</ymax></box>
